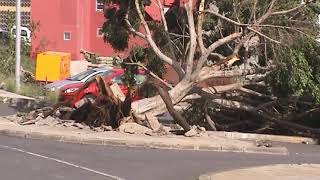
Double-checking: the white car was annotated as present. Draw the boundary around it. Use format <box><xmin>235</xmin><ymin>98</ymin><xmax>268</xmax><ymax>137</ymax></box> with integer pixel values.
<box><xmin>11</xmin><ymin>26</ymin><xmax>31</xmax><ymax>44</ymax></box>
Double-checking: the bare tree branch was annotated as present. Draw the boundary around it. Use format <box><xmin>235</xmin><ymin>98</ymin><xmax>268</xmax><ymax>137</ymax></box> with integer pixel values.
<box><xmin>197</xmin><ymin>0</ymin><xmax>206</xmax><ymax>54</ymax></box>
<box><xmin>124</xmin><ymin>5</ymin><xmax>146</xmax><ymax>39</ymax></box>
<box><xmin>210</xmin><ymin>53</ymin><xmax>226</xmax><ymax>60</ymax></box>
<box><xmin>247</xmin><ymin>27</ymin><xmax>281</xmax><ymax>44</ymax></box>
<box><xmin>134</xmin><ymin>0</ymin><xmax>185</xmax><ymax>78</ymax></box>
<box><xmin>124</xmin><ymin>62</ymin><xmax>173</xmax><ymax>89</ymax></box>
<box><xmin>185</xmin><ymin>0</ymin><xmax>197</xmax><ymax>76</ymax></box>
<box><xmin>239</xmin><ymin>87</ymin><xmax>276</xmax><ymax>100</ymax></box>
<box><xmin>202</xmin><ymin>10</ymin><xmax>249</xmax><ymax>27</ymax></box>
<box><xmin>196</xmin><ymin>32</ymin><xmax>242</xmax><ymax>72</ymax></box>
<box><xmin>195</xmin><ymin>66</ymin><xmax>266</xmax><ymax>83</ymax></box>
<box><xmin>156</xmin><ymin>0</ymin><xmax>179</xmax><ymax>65</ymax></box>
<box><xmin>271</xmin><ymin>3</ymin><xmax>306</xmax><ymax>16</ymax></box>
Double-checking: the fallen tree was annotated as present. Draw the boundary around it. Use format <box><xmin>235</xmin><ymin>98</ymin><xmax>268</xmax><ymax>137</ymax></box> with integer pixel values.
<box><xmin>100</xmin><ymin>0</ymin><xmax>320</xmax><ymax>134</ymax></box>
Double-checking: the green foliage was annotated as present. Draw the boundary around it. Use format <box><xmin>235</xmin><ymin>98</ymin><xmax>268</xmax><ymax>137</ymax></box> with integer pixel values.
<box><xmin>102</xmin><ymin>0</ymin><xmax>320</xmax><ymax>103</ymax></box>
<box><xmin>0</xmin><ymin>73</ymin><xmax>47</xmax><ymax>98</ymax></box>
<box><xmin>269</xmin><ymin>38</ymin><xmax>320</xmax><ymax>103</ymax></box>
<box><xmin>0</xmin><ymin>11</ymin><xmax>32</xmax><ymax>76</ymax></box>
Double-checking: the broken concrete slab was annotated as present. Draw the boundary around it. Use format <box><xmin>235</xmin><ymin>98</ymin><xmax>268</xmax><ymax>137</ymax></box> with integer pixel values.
<box><xmin>35</xmin><ymin>116</ymin><xmax>59</xmax><ymax>126</ymax></box>
<box><xmin>119</xmin><ymin>122</ymin><xmax>152</xmax><ymax>135</ymax></box>
<box><xmin>145</xmin><ymin>113</ymin><xmax>161</xmax><ymax>130</ymax></box>
<box><xmin>185</xmin><ymin>125</ymin><xmax>207</xmax><ymax>137</ymax></box>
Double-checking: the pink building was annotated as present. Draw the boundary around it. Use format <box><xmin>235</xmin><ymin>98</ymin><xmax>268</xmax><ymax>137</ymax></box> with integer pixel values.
<box><xmin>30</xmin><ymin>0</ymin><xmax>191</xmax><ymax>60</ymax></box>
<box><xmin>31</xmin><ymin>0</ymin><xmax>142</xmax><ymax>60</ymax></box>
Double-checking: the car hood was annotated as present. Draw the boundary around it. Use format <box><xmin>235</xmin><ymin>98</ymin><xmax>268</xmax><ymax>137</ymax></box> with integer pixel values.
<box><xmin>44</xmin><ymin>80</ymin><xmax>80</xmax><ymax>90</ymax></box>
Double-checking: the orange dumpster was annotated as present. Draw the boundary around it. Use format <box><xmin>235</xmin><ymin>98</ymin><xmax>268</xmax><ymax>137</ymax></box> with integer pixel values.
<box><xmin>35</xmin><ymin>51</ymin><xmax>71</xmax><ymax>82</ymax></box>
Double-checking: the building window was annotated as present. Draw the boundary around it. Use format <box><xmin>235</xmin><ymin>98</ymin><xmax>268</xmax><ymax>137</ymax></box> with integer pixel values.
<box><xmin>97</xmin><ymin>28</ymin><xmax>104</xmax><ymax>37</ymax></box>
<box><xmin>63</xmin><ymin>32</ymin><xmax>71</xmax><ymax>40</ymax></box>
<box><xmin>96</xmin><ymin>0</ymin><xmax>104</xmax><ymax>11</ymax></box>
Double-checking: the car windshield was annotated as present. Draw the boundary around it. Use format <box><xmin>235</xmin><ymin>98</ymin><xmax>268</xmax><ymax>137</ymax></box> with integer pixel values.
<box><xmin>67</xmin><ymin>70</ymin><xmax>96</xmax><ymax>81</ymax></box>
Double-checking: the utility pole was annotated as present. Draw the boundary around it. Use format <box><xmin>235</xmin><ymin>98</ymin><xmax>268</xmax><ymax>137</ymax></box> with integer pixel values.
<box><xmin>15</xmin><ymin>0</ymin><xmax>21</xmax><ymax>90</ymax></box>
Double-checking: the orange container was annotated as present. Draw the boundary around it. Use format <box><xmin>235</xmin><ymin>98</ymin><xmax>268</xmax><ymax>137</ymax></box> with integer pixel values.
<box><xmin>35</xmin><ymin>51</ymin><xmax>71</xmax><ymax>82</ymax></box>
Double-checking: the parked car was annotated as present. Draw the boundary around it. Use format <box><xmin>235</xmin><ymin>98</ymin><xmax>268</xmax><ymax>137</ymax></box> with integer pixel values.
<box><xmin>44</xmin><ymin>67</ymin><xmax>112</xmax><ymax>92</ymax></box>
<box><xmin>59</xmin><ymin>68</ymin><xmax>147</xmax><ymax>107</ymax></box>
<box><xmin>0</xmin><ymin>29</ymin><xmax>10</xmax><ymax>44</ymax></box>
<box><xmin>11</xmin><ymin>26</ymin><xmax>31</xmax><ymax>44</ymax></box>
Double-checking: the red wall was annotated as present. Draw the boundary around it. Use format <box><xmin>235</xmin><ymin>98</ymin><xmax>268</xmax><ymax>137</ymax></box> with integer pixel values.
<box><xmin>31</xmin><ymin>0</ymin><xmax>145</xmax><ymax>60</ymax></box>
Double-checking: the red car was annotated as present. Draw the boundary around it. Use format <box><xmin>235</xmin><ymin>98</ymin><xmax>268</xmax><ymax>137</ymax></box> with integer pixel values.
<box><xmin>59</xmin><ymin>68</ymin><xmax>146</xmax><ymax>107</ymax></box>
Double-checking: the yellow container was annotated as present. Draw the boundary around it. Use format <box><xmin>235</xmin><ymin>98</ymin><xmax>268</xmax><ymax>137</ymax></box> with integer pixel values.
<box><xmin>35</xmin><ymin>51</ymin><xmax>71</xmax><ymax>82</ymax></box>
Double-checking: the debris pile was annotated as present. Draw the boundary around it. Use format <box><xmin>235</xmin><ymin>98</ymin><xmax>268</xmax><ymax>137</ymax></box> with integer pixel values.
<box><xmin>7</xmin><ymin>75</ymin><xmax>177</xmax><ymax>136</ymax></box>
<box><xmin>184</xmin><ymin>125</ymin><xmax>207</xmax><ymax>137</ymax></box>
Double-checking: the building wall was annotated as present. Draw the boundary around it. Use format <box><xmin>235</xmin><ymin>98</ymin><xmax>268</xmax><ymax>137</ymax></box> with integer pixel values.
<box><xmin>31</xmin><ymin>0</ymin><xmax>80</xmax><ymax>59</ymax></box>
<box><xmin>31</xmin><ymin>0</ymin><xmax>145</xmax><ymax>60</ymax></box>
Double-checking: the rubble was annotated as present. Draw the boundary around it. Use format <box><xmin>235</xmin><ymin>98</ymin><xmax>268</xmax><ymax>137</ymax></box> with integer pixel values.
<box><xmin>0</xmin><ymin>82</ymin><xmax>5</xmax><ymax>89</ymax></box>
<box><xmin>145</xmin><ymin>113</ymin><xmax>161</xmax><ymax>130</ymax></box>
<box><xmin>184</xmin><ymin>125</ymin><xmax>207</xmax><ymax>137</ymax></box>
<box><xmin>255</xmin><ymin>140</ymin><xmax>272</xmax><ymax>147</ymax></box>
<box><xmin>35</xmin><ymin>116</ymin><xmax>59</xmax><ymax>126</ymax></box>
<box><xmin>118</xmin><ymin>122</ymin><xmax>152</xmax><ymax>135</ymax></box>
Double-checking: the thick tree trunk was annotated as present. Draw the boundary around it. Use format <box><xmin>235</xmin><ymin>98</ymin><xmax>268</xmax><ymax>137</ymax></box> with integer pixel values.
<box><xmin>131</xmin><ymin>79</ymin><xmax>194</xmax><ymax>119</ymax></box>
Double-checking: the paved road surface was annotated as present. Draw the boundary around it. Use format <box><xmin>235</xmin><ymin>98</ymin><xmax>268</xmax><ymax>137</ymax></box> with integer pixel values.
<box><xmin>0</xmin><ymin>103</ymin><xmax>16</xmax><ymax>116</ymax></box>
<box><xmin>0</xmin><ymin>102</ymin><xmax>320</xmax><ymax>180</ymax></box>
<box><xmin>0</xmin><ymin>135</ymin><xmax>320</xmax><ymax>180</ymax></box>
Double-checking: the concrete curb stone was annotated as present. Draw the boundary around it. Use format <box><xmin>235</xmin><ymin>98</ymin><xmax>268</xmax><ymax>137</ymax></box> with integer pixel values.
<box><xmin>244</xmin><ymin>146</ymin><xmax>288</xmax><ymax>155</ymax></box>
<box><xmin>198</xmin><ymin>164</ymin><xmax>320</xmax><ymax>180</ymax></box>
<box><xmin>209</xmin><ymin>131</ymin><xmax>318</xmax><ymax>145</ymax></box>
<box><xmin>0</xmin><ymin>126</ymin><xmax>288</xmax><ymax>155</ymax></box>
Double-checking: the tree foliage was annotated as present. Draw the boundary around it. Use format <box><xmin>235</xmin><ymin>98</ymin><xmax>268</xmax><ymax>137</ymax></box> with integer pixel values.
<box><xmin>269</xmin><ymin>37</ymin><xmax>320</xmax><ymax>103</ymax></box>
<box><xmin>101</xmin><ymin>0</ymin><xmax>320</xmax><ymax>133</ymax></box>
<box><xmin>0</xmin><ymin>12</ymin><xmax>31</xmax><ymax>75</ymax></box>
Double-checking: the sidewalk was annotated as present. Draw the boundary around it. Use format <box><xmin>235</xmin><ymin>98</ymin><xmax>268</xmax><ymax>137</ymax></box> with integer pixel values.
<box><xmin>198</xmin><ymin>164</ymin><xmax>320</xmax><ymax>180</ymax></box>
<box><xmin>0</xmin><ymin>117</ymin><xmax>287</xmax><ymax>154</ymax></box>
<box><xmin>0</xmin><ymin>90</ymin><xmax>35</xmax><ymax>100</ymax></box>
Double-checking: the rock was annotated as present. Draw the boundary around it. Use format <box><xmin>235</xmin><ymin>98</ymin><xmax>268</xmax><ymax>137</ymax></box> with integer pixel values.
<box><xmin>153</xmin><ymin>125</ymin><xmax>171</xmax><ymax>136</ymax></box>
<box><xmin>101</xmin><ymin>125</ymin><xmax>113</xmax><ymax>131</ymax></box>
<box><xmin>35</xmin><ymin>116</ymin><xmax>58</xmax><ymax>126</ymax></box>
<box><xmin>93</xmin><ymin>127</ymin><xmax>104</xmax><ymax>132</ymax></box>
<box><xmin>119</xmin><ymin>116</ymin><xmax>135</xmax><ymax>125</ymax></box>
<box><xmin>198</xmin><ymin>126</ymin><xmax>206</xmax><ymax>132</ymax></box>
<box><xmin>2</xmin><ymin>97</ymin><xmax>9</xmax><ymax>103</ymax></box>
<box><xmin>73</xmin><ymin>123</ymin><xmax>85</xmax><ymax>129</ymax></box>
<box><xmin>0</xmin><ymin>82</ymin><xmax>5</xmax><ymax>89</ymax></box>
<box><xmin>118</xmin><ymin>123</ymin><xmax>152</xmax><ymax>135</ymax></box>
<box><xmin>144</xmin><ymin>130</ymin><xmax>155</xmax><ymax>136</ymax></box>
<box><xmin>37</xmin><ymin>113</ymin><xmax>45</xmax><ymax>118</ymax></box>
<box><xmin>184</xmin><ymin>128</ymin><xmax>198</xmax><ymax>137</ymax></box>
<box><xmin>184</xmin><ymin>125</ymin><xmax>207</xmax><ymax>137</ymax></box>
<box><xmin>145</xmin><ymin>113</ymin><xmax>161</xmax><ymax>130</ymax></box>
<box><xmin>63</xmin><ymin>122</ymin><xmax>74</xmax><ymax>127</ymax></box>
<box><xmin>4</xmin><ymin>115</ymin><xmax>23</xmax><ymax>123</ymax></box>
<box><xmin>255</xmin><ymin>140</ymin><xmax>272</xmax><ymax>148</ymax></box>
<box><xmin>55</xmin><ymin>110</ymin><xmax>62</xmax><ymax>117</ymax></box>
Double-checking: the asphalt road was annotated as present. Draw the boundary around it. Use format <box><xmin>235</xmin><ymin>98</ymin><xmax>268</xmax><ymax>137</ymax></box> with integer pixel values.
<box><xmin>0</xmin><ymin>103</ymin><xmax>320</xmax><ymax>180</ymax></box>
<box><xmin>0</xmin><ymin>135</ymin><xmax>320</xmax><ymax>180</ymax></box>
<box><xmin>0</xmin><ymin>103</ymin><xmax>16</xmax><ymax>116</ymax></box>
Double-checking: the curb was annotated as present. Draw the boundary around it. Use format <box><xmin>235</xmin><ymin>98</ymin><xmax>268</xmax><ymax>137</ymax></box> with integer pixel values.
<box><xmin>0</xmin><ymin>128</ymin><xmax>288</xmax><ymax>155</ymax></box>
<box><xmin>209</xmin><ymin>131</ymin><xmax>318</xmax><ymax>145</ymax></box>
<box><xmin>197</xmin><ymin>164</ymin><xmax>320</xmax><ymax>180</ymax></box>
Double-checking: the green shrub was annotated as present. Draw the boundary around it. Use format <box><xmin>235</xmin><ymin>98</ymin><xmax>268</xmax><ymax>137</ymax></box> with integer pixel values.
<box><xmin>268</xmin><ymin>38</ymin><xmax>320</xmax><ymax>103</ymax></box>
